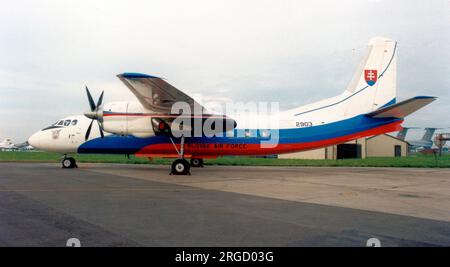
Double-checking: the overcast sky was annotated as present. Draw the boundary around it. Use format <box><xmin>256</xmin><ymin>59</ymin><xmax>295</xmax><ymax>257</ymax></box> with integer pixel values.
<box><xmin>1</xmin><ymin>0</ymin><xmax>449</xmax><ymax>142</ymax></box>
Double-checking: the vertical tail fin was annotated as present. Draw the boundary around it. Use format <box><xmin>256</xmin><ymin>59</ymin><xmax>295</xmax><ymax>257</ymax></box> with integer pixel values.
<box><xmin>397</xmin><ymin>127</ymin><xmax>420</xmax><ymax>140</ymax></box>
<box><xmin>397</xmin><ymin>128</ymin><xmax>409</xmax><ymax>140</ymax></box>
<box><xmin>344</xmin><ymin>37</ymin><xmax>397</xmax><ymax>116</ymax></box>
<box><xmin>290</xmin><ymin>37</ymin><xmax>401</xmax><ymax>119</ymax></box>
<box><xmin>421</xmin><ymin>128</ymin><xmax>439</xmax><ymax>142</ymax></box>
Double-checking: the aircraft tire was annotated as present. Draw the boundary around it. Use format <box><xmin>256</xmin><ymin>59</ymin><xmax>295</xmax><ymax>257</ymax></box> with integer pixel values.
<box><xmin>190</xmin><ymin>158</ymin><xmax>203</xmax><ymax>168</ymax></box>
<box><xmin>171</xmin><ymin>159</ymin><xmax>190</xmax><ymax>175</ymax></box>
<box><xmin>62</xmin><ymin>157</ymin><xmax>76</xmax><ymax>169</ymax></box>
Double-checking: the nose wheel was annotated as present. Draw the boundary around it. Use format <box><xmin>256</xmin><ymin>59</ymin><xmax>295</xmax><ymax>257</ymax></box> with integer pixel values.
<box><xmin>62</xmin><ymin>156</ymin><xmax>77</xmax><ymax>169</ymax></box>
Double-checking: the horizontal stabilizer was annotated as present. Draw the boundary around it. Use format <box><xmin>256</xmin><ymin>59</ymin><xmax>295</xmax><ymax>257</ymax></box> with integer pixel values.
<box><xmin>366</xmin><ymin>96</ymin><xmax>436</xmax><ymax>118</ymax></box>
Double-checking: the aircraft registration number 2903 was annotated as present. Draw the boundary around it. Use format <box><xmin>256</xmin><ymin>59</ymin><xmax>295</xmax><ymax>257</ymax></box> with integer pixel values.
<box><xmin>296</xmin><ymin>121</ymin><xmax>313</xmax><ymax>127</ymax></box>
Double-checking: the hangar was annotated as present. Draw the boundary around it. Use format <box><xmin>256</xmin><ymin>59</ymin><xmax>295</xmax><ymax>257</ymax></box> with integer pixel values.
<box><xmin>278</xmin><ymin>134</ymin><xmax>409</xmax><ymax>159</ymax></box>
<box><xmin>366</xmin><ymin>134</ymin><xmax>409</xmax><ymax>157</ymax></box>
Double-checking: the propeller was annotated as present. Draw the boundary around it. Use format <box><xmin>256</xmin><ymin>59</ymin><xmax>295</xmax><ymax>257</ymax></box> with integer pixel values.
<box><xmin>84</xmin><ymin>86</ymin><xmax>105</xmax><ymax>140</ymax></box>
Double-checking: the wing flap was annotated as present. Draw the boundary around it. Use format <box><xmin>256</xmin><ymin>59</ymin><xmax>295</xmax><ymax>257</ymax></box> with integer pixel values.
<box><xmin>366</xmin><ymin>96</ymin><xmax>436</xmax><ymax>118</ymax></box>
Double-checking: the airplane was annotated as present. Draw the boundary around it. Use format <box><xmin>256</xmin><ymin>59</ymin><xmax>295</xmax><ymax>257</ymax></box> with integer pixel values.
<box><xmin>405</xmin><ymin>128</ymin><xmax>441</xmax><ymax>150</ymax></box>
<box><xmin>14</xmin><ymin>141</ymin><xmax>34</xmax><ymax>151</ymax></box>
<box><xmin>0</xmin><ymin>138</ymin><xmax>16</xmax><ymax>151</ymax></box>
<box><xmin>28</xmin><ymin>37</ymin><xmax>436</xmax><ymax>175</ymax></box>
<box><xmin>0</xmin><ymin>139</ymin><xmax>34</xmax><ymax>151</ymax></box>
<box><xmin>396</xmin><ymin>127</ymin><xmax>419</xmax><ymax>141</ymax></box>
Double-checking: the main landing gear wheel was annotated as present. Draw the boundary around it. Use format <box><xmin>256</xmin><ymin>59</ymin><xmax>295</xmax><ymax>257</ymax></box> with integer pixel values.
<box><xmin>171</xmin><ymin>159</ymin><xmax>191</xmax><ymax>175</ymax></box>
<box><xmin>190</xmin><ymin>158</ymin><xmax>204</xmax><ymax>168</ymax></box>
<box><xmin>62</xmin><ymin>157</ymin><xmax>77</xmax><ymax>169</ymax></box>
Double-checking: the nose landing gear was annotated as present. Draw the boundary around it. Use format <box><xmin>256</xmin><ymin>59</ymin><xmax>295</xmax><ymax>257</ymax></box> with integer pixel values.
<box><xmin>61</xmin><ymin>155</ymin><xmax>77</xmax><ymax>169</ymax></box>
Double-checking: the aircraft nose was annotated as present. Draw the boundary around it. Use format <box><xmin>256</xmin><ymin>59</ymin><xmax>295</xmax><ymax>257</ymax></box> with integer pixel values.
<box><xmin>28</xmin><ymin>132</ymin><xmax>42</xmax><ymax>149</ymax></box>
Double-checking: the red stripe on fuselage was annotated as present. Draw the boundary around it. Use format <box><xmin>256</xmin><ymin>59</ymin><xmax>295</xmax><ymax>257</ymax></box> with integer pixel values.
<box><xmin>103</xmin><ymin>113</ymin><xmax>228</xmax><ymax>119</ymax></box>
<box><xmin>135</xmin><ymin>120</ymin><xmax>403</xmax><ymax>157</ymax></box>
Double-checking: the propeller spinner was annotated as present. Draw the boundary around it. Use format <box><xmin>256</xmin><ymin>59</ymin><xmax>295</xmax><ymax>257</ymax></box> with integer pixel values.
<box><xmin>84</xmin><ymin>86</ymin><xmax>105</xmax><ymax>140</ymax></box>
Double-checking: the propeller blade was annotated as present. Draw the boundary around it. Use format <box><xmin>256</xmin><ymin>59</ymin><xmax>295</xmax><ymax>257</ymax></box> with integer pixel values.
<box><xmin>98</xmin><ymin>122</ymin><xmax>104</xmax><ymax>138</ymax></box>
<box><xmin>85</xmin><ymin>86</ymin><xmax>96</xmax><ymax>111</ymax></box>
<box><xmin>96</xmin><ymin>90</ymin><xmax>104</xmax><ymax>108</ymax></box>
<box><xmin>85</xmin><ymin>120</ymin><xmax>94</xmax><ymax>140</ymax></box>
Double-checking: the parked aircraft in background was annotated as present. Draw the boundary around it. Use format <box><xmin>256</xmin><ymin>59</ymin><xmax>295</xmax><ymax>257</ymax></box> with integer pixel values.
<box><xmin>14</xmin><ymin>141</ymin><xmax>34</xmax><ymax>151</ymax></box>
<box><xmin>0</xmin><ymin>138</ymin><xmax>16</xmax><ymax>151</ymax></box>
<box><xmin>396</xmin><ymin>127</ymin><xmax>419</xmax><ymax>140</ymax></box>
<box><xmin>397</xmin><ymin>127</ymin><xmax>441</xmax><ymax>149</ymax></box>
<box><xmin>0</xmin><ymin>139</ymin><xmax>34</xmax><ymax>151</ymax></box>
<box><xmin>28</xmin><ymin>37</ymin><xmax>436</xmax><ymax>174</ymax></box>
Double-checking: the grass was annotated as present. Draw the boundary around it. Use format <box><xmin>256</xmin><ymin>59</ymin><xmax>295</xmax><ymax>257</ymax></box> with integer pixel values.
<box><xmin>1</xmin><ymin>151</ymin><xmax>449</xmax><ymax>168</ymax></box>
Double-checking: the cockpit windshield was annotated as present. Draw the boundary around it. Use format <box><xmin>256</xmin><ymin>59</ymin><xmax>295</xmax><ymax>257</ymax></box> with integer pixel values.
<box><xmin>42</xmin><ymin>119</ymin><xmax>78</xmax><ymax>131</ymax></box>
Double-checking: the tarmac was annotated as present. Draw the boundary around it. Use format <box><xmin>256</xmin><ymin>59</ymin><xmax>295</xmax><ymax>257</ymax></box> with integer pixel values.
<box><xmin>0</xmin><ymin>162</ymin><xmax>449</xmax><ymax>246</ymax></box>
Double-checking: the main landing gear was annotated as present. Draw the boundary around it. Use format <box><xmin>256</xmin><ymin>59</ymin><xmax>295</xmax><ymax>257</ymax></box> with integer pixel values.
<box><xmin>61</xmin><ymin>155</ymin><xmax>77</xmax><ymax>169</ymax></box>
<box><xmin>167</xmin><ymin>136</ymin><xmax>206</xmax><ymax>175</ymax></box>
<box><xmin>171</xmin><ymin>158</ymin><xmax>190</xmax><ymax>175</ymax></box>
<box><xmin>169</xmin><ymin>135</ymin><xmax>192</xmax><ymax>175</ymax></box>
<box><xmin>170</xmin><ymin>158</ymin><xmax>204</xmax><ymax>175</ymax></box>
<box><xmin>190</xmin><ymin>158</ymin><xmax>204</xmax><ymax>168</ymax></box>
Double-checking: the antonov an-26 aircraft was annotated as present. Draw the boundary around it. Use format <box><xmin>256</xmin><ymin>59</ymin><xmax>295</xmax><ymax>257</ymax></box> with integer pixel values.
<box><xmin>28</xmin><ymin>37</ymin><xmax>436</xmax><ymax>175</ymax></box>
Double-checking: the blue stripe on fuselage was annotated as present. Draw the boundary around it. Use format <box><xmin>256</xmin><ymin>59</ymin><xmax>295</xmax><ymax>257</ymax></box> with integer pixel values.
<box><xmin>77</xmin><ymin>115</ymin><xmax>401</xmax><ymax>154</ymax></box>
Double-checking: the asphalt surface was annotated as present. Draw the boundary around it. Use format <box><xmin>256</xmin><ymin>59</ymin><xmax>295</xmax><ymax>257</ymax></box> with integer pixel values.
<box><xmin>0</xmin><ymin>162</ymin><xmax>449</xmax><ymax>246</ymax></box>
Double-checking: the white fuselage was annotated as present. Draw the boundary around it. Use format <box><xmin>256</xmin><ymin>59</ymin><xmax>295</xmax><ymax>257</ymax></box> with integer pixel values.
<box><xmin>28</xmin><ymin>116</ymin><xmax>106</xmax><ymax>153</ymax></box>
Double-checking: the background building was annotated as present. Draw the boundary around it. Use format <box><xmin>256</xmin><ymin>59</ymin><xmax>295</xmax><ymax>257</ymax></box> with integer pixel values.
<box><xmin>366</xmin><ymin>134</ymin><xmax>409</xmax><ymax>157</ymax></box>
<box><xmin>279</xmin><ymin>135</ymin><xmax>409</xmax><ymax>159</ymax></box>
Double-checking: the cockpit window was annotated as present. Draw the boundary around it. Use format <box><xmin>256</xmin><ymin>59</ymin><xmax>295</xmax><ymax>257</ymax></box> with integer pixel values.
<box><xmin>42</xmin><ymin>118</ymin><xmax>79</xmax><ymax>131</ymax></box>
<box><xmin>42</xmin><ymin>120</ymin><xmax>65</xmax><ymax>131</ymax></box>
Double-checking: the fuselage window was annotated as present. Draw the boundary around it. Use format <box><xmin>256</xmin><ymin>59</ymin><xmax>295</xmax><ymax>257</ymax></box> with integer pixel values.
<box><xmin>71</xmin><ymin>120</ymin><xmax>78</xmax><ymax>126</ymax></box>
<box><xmin>245</xmin><ymin>129</ymin><xmax>251</xmax><ymax>137</ymax></box>
<box><xmin>64</xmin><ymin>120</ymin><xmax>71</xmax><ymax>126</ymax></box>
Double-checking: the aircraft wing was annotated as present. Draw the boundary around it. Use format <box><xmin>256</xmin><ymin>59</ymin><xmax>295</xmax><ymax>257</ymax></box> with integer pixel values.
<box><xmin>366</xmin><ymin>96</ymin><xmax>436</xmax><ymax>119</ymax></box>
<box><xmin>117</xmin><ymin>73</ymin><xmax>205</xmax><ymax>113</ymax></box>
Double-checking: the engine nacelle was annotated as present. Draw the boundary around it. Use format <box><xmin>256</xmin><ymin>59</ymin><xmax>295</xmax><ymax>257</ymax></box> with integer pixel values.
<box><xmin>100</xmin><ymin>101</ymin><xmax>237</xmax><ymax>138</ymax></box>
<box><xmin>101</xmin><ymin>101</ymin><xmax>155</xmax><ymax>138</ymax></box>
